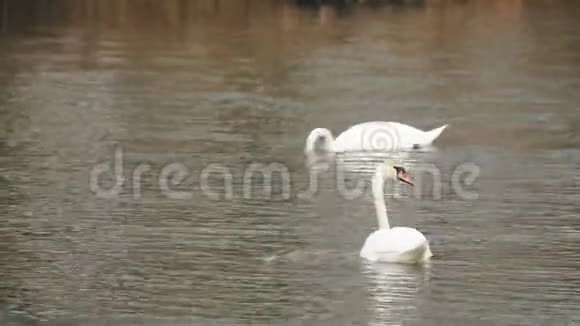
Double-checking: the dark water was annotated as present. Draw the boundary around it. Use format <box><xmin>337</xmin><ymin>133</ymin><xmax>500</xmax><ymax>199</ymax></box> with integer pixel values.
<box><xmin>1</xmin><ymin>0</ymin><xmax>580</xmax><ymax>325</ymax></box>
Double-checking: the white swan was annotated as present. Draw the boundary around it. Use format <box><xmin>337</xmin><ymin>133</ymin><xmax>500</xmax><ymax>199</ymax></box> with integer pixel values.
<box><xmin>360</xmin><ymin>163</ymin><xmax>432</xmax><ymax>264</ymax></box>
<box><xmin>305</xmin><ymin>121</ymin><xmax>447</xmax><ymax>154</ymax></box>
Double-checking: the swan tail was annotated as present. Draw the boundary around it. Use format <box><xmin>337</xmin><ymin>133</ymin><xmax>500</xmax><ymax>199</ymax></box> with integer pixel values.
<box><xmin>424</xmin><ymin>124</ymin><xmax>448</xmax><ymax>143</ymax></box>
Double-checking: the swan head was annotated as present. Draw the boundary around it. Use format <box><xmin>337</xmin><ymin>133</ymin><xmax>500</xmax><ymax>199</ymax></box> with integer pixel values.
<box><xmin>393</xmin><ymin>166</ymin><xmax>414</xmax><ymax>186</ymax></box>
<box><xmin>305</xmin><ymin>128</ymin><xmax>335</xmax><ymax>154</ymax></box>
<box><xmin>377</xmin><ymin>162</ymin><xmax>414</xmax><ymax>186</ymax></box>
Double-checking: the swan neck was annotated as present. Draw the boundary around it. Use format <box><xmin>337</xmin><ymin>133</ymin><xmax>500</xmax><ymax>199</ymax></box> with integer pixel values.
<box><xmin>372</xmin><ymin>168</ymin><xmax>390</xmax><ymax>230</ymax></box>
<box><xmin>305</xmin><ymin>129</ymin><xmax>335</xmax><ymax>153</ymax></box>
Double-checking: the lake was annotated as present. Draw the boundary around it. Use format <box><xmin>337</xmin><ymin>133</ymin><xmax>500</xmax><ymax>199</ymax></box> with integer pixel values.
<box><xmin>1</xmin><ymin>0</ymin><xmax>580</xmax><ymax>325</ymax></box>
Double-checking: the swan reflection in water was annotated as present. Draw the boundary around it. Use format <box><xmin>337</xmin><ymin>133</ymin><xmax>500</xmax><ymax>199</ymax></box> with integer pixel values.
<box><xmin>306</xmin><ymin>150</ymin><xmax>412</xmax><ymax>172</ymax></box>
<box><xmin>362</xmin><ymin>262</ymin><xmax>432</xmax><ymax>326</ymax></box>
<box><xmin>305</xmin><ymin>146</ymin><xmax>440</xmax><ymax>173</ymax></box>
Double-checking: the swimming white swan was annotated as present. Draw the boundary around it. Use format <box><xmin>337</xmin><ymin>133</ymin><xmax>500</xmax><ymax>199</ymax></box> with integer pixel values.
<box><xmin>305</xmin><ymin>121</ymin><xmax>447</xmax><ymax>154</ymax></box>
<box><xmin>360</xmin><ymin>163</ymin><xmax>432</xmax><ymax>264</ymax></box>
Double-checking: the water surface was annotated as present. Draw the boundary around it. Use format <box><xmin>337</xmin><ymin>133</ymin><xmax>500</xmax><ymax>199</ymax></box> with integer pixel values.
<box><xmin>1</xmin><ymin>1</ymin><xmax>580</xmax><ymax>324</ymax></box>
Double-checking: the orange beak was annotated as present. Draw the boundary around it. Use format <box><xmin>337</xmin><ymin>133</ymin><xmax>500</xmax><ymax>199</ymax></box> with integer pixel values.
<box><xmin>396</xmin><ymin>169</ymin><xmax>414</xmax><ymax>186</ymax></box>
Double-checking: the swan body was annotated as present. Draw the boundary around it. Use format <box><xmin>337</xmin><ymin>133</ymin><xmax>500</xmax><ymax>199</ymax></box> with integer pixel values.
<box><xmin>360</xmin><ymin>227</ymin><xmax>432</xmax><ymax>263</ymax></box>
<box><xmin>305</xmin><ymin>121</ymin><xmax>447</xmax><ymax>153</ymax></box>
<box><xmin>359</xmin><ymin>163</ymin><xmax>432</xmax><ymax>264</ymax></box>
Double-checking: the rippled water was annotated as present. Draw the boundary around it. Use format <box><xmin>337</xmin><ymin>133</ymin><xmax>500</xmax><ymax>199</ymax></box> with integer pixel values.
<box><xmin>1</xmin><ymin>0</ymin><xmax>580</xmax><ymax>324</ymax></box>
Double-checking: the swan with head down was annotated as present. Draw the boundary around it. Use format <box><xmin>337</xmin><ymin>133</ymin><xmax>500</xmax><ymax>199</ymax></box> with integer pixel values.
<box><xmin>359</xmin><ymin>162</ymin><xmax>432</xmax><ymax>264</ymax></box>
<box><xmin>305</xmin><ymin>121</ymin><xmax>447</xmax><ymax>154</ymax></box>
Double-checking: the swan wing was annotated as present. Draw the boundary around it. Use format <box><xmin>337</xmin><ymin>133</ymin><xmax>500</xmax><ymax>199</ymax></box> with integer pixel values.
<box><xmin>334</xmin><ymin>121</ymin><xmax>439</xmax><ymax>151</ymax></box>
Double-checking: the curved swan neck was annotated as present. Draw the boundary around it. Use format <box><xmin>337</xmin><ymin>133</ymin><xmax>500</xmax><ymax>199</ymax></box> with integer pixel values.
<box><xmin>372</xmin><ymin>166</ymin><xmax>390</xmax><ymax>230</ymax></box>
<box><xmin>305</xmin><ymin>128</ymin><xmax>335</xmax><ymax>153</ymax></box>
